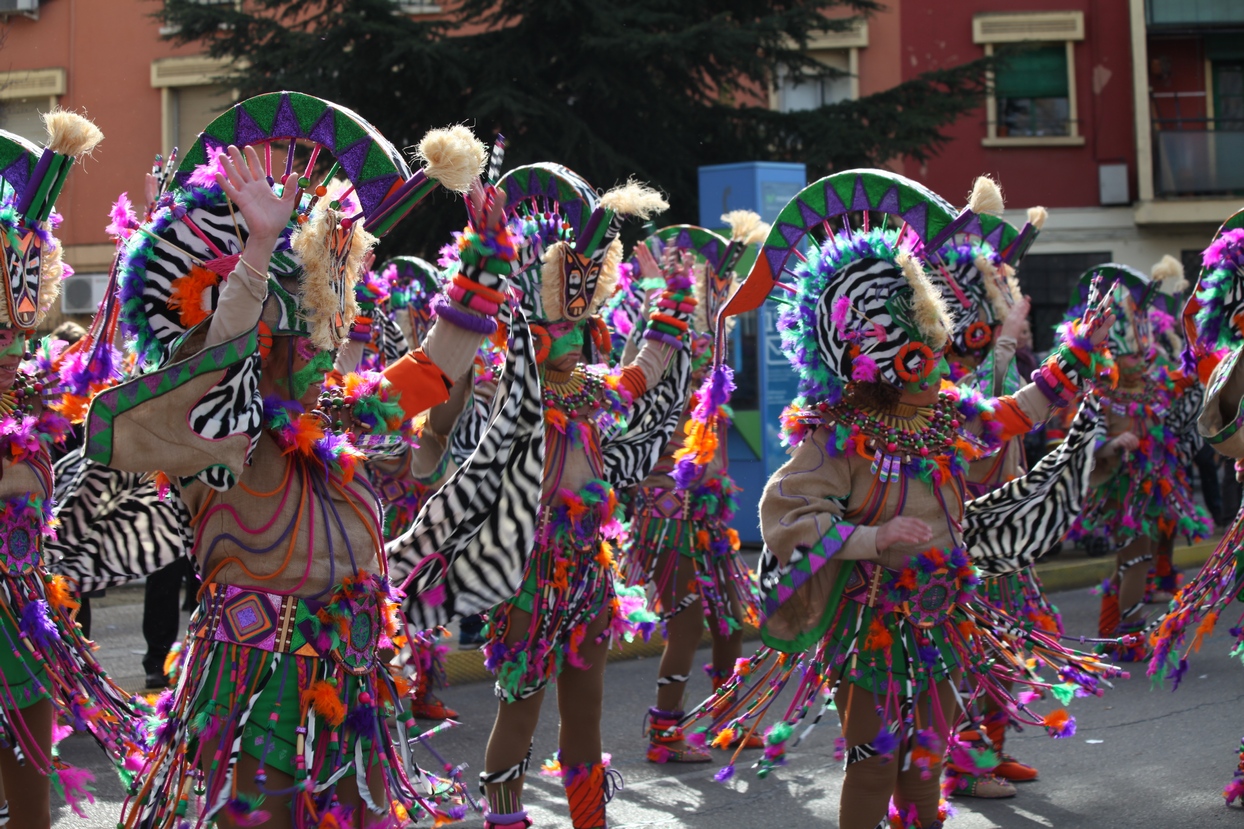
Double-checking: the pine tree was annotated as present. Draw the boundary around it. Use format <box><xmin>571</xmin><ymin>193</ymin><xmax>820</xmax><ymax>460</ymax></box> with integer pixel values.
<box><xmin>160</xmin><ymin>0</ymin><xmax>989</xmax><ymax>255</ymax></box>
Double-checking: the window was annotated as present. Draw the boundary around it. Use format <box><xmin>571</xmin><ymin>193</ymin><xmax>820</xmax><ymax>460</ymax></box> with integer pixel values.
<box><xmin>771</xmin><ymin>18</ymin><xmax>867</xmax><ymax>112</ymax></box>
<box><xmin>1213</xmin><ymin>61</ymin><xmax>1244</xmax><ymax>130</ymax></box>
<box><xmin>0</xmin><ymin>97</ymin><xmax>48</xmax><ymax>143</ymax></box>
<box><xmin>151</xmin><ymin>56</ymin><xmax>236</xmax><ymax>154</ymax></box>
<box><xmin>394</xmin><ymin>0</ymin><xmax>441</xmax><ymax>12</ymax></box>
<box><xmin>995</xmin><ymin>45</ymin><xmax>1071</xmax><ymax>137</ymax></box>
<box><xmin>0</xmin><ymin>69</ymin><xmax>65</xmax><ymax>144</ymax></box>
<box><xmin>777</xmin><ymin>50</ymin><xmax>853</xmax><ymax>112</ymax></box>
<box><xmin>974</xmin><ymin>12</ymin><xmax>1085</xmax><ymax>147</ymax></box>
<box><xmin>1018</xmin><ymin>251</ymin><xmax>1111</xmax><ymax>352</ymax></box>
<box><xmin>169</xmin><ymin>84</ymin><xmax>231</xmax><ymax>153</ymax></box>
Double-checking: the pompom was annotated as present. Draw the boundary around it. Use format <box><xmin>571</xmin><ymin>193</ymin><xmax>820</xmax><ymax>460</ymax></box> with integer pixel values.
<box><xmin>1151</xmin><ymin>254</ymin><xmax>1188</xmax><ymax>295</ymax></box>
<box><xmin>967</xmin><ymin>175</ymin><xmax>1004</xmax><ymax>216</ymax></box>
<box><xmin>1027</xmin><ymin>205</ymin><xmax>1048</xmax><ymax>231</ymax></box>
<box><xmin>599</xmin><ymin>179</ymin><xmax>668</xmax><ymax>220</ymax></box>
<box><xmin>851</xmin><ymin>353</ymin><xmax>879</xmax><ymax>382</ymax></box>
<box><xmin>897</xmin><ymin>250</ymin><xmax>951</xmax><ymax>349</ymax></box>
<box><xmin>415</xmin><ymin>125</ymin><xmax>487</xmax><ymax>195</ymax></box>
<box><xmin>721</xmin><ymin>209</ymin><xmax>769</xmax><ymax>245</ymax></box>
<box><xmin>43</xmin><ymin>109</ymin><xmax>103</xmax><ymax>158</ymax></box>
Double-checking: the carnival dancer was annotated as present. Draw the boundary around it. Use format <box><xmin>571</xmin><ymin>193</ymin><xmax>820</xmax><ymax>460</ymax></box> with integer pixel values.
<box><xmin>1059</xmin><ymin>261</ymin><xmax>1211</xmax><ymax>658</ymax></box>
<box><xmin>357</xmin><ymin>256</ymin><xmax>470</xmax><ymax>721</ymax></box>
<box><xmin>1143</xmin><ymin>264</ymin><xmax>1199</xmax><ymax>604</ymax></box>
<box><xmin>928</xmin><ymin>177</ymin><xmax>1057</xmax><ymax>796</ymax></box>
<box><xmin>46</xmin><ymin>157</ymin><xmax>191</xmax><ymax>690</ymax></box>
<box><xmin>679</xmin><ymin>170</ymin><xmax>1125</xmax><ymax>829</ymax></box>
<box><xmin>0</xmin><ymin>111</ymin><xmax>151</xmax><ymax>827</ymax></box>
<box><xmin>84</xmin><ymin>92</ymin><xmax>502</xmax><ymax>828</ymax></box>
<box><xmin>394</xmin><ymin>162</ymin><xmax>694</xmax><ymax>829</ymax></box>
<box><xmin>1148</xmin><ymin>207</ymin><xmax>1244</xmax><ymax>803</ymax></box>
<box><xmin>614</xmin><ymin>216</ymin><xmax>767</xmax><ymax>763</ymax></box>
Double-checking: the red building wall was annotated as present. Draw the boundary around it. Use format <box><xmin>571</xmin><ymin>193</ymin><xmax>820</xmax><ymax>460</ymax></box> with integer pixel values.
<box><xmin>0</xmin><ymin>1</ymin><xmax>193</xmax><ymax>253</ymax></box>
<box><xmin>899</xmin><ymin>0</ymin><xmax>1136</xmax><ymax>211</ymax></box>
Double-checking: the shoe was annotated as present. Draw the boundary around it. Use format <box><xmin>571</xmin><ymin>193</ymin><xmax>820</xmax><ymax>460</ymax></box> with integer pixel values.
<box><xmin>950</xmin><ymin>773</ymin><xmax>1016</xmax><ymax>798</ymax></box>
<box><xmin>458</xmin><ymin>631</ymin><xmax>486</xmax><ymax>650</ymax></box>
<box><xmin>646</xmin><ymin>708</ymin><xmax>711</xmax><ymax>764</ymax></box>
<box><xmin>722</xmin><ymin>730</ymin><xmax>764</xmax><ymax>750</ymax></box>
<box><xmin>1148</xmin><ymin>589</ymin><xmax>1174</xmax><ymax>604</ymax></box>
<box><xmin>411</xmin><ymin>699</ymin><xmax>459</xmax><ymax>720</ymax></box>
<box><xmin>145</xmin><ymin>671</ymin><xmax>170</xmax><ymax>690</ymax></box>
<box><xmin>994</xmin><ymin>755</ymin><xmax>1039</xmax><ymax>782</ymax></box>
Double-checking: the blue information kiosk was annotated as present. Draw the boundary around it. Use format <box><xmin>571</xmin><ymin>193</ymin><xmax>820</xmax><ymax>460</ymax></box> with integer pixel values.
<box><xmin>697</xmin><ymin>162</ymin><xmax>806</xmax><ymax>545</ymax></box>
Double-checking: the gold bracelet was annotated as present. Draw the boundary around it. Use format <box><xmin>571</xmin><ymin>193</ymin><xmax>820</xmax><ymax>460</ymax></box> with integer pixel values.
<box><xmin>238</xmin><ymin>256</ymin><xmax>271</xmax><ymax>283</ymax></box>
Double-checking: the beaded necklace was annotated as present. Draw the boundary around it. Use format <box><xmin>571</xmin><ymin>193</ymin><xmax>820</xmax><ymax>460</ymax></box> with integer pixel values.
<box><xmin>0</xmin><ymin>371</ymin><xmax>44</xmax><ymax>418</ymax></box>
<box><xmin>820</xmin><ymin>398</ymin><xmax>961</xmax><ymax>482</ymax></box>
<box><xmin>541</xmin><ymin>364</ymin><xmax>606</xmax><ymax>417</ymax></box>
<box><xmin>1094</xmin><ymin>375</ymin><xmax>1168</xmax><ymax>420</ymax></box>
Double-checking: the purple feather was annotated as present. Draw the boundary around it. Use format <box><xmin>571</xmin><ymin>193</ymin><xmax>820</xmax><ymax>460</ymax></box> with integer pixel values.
<box><xmin>20</xmin><ymin>599</ymin><xmax>58</xmax><ymax>649</ymax></box>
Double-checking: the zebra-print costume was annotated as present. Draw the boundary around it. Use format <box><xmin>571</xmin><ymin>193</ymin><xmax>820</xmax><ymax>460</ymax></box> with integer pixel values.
<box><xmin>377</xmin><ymin>309</ymin><xmax>410</xmax><ymax>367</ymax></box>
<box><xmin>390</xmin><ymin>306</ymin><xmax>545</xmax><ymax>629</ymax></box>
<box><xmin>965</xmin><ymin>395</ymin><xmax>1104</xmax><ymax>575</ymax></box>
<box><xmin>816</xmin><ymin>256</ymin><xmax>920</xmax><ymax>389</ymax></box>
<box><xmin>45</xmin><ymin>447</ymin><xmax>191</xmax><ymax>591</ymax></box>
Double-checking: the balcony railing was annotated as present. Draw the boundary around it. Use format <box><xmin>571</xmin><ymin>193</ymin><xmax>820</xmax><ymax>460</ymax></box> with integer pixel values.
<box><xmin>1151</xmin><ymin>90</ymin><xmax>1244</xmax><ymax>197</ymax></box>
<box><xmin>1153</xmin><ymin>123</ymin><xmax>1244</xmax><ymax>197</ymax></box>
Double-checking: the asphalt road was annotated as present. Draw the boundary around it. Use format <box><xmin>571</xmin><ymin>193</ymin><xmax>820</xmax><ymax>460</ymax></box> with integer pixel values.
<box><xmin>55</xmin><ymin>585</ymin><xmax>1244</xmax><ymax>828</ymax></box>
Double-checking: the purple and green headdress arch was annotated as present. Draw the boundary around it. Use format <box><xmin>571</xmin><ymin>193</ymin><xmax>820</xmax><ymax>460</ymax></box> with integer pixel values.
<box><xmin>719</xmin><ymin>169</ymin><xmax>959</xmax><ymax>409</ymax></box>
<box><xmin>120</xmin><ymin>91</ymin><xmax>484</xmax><ymax>365</ymax></box>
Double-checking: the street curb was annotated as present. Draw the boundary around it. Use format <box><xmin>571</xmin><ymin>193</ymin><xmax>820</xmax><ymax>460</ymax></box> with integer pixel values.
<box><xmin>441</xmin><ymin>535</ymin><xmax>1224</xmax><ymax>688</ymax></box>
<box><xmin>1032</xmin><ymin>536</ymin><xmax>1219</xmax><ymax>594</ymax></box>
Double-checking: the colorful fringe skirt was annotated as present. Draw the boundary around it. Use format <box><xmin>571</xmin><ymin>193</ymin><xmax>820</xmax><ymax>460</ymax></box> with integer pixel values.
<box><xmin>683</xmin><ymin>551</ymin><xmax>1125</xmax><ymax>780</ymax></box>
<box><xmin>0</xmin><ymin>561</ymin><xmax>142</xmax><ymax>816</ymax></box>
<box><xmin>119</xmin><ymin>575</ymin><xmax>469</xmax><ymax>829</ymax></box>
<box><xmin>1148</xmin><ymin>512</ymin><xmax>1244</xmax><ymax>802</ymax></box>
<box><xmin>484</xmin><ymin>484</ymin><xmax>656</xmax><ymax>703</ymax></box>
<box><xmin>620</xmin><ymin>476</ymin><xmax>759</xmax><ymax>636</ymax></box>
<box><xmin>978</xmin><ymin>568</ymin><xmax>1062</xmax><ymax>637</ymax></box>
<box><xmin>1068</xmin><ymin>468</ymin><xmax>1212</xmax><ymax>550</ymax></box>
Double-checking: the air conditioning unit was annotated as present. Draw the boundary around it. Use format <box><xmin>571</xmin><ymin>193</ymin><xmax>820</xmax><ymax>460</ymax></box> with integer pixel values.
<box><xmin>0</xmin><ymin>0</ymin><xmax>39</xmax><ymax>13</ymax></box>
<box><xmin>61</xmin><ymin>273</ymin><xmax>110</xmax><ymax>315</ymax></box>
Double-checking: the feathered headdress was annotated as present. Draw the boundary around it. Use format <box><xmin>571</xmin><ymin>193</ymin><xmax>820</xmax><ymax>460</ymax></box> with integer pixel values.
<box><xmin>925</xmin><ymin>176</ymin><xmax>1042</xmax><ymax>356</ymax></box>
<box><xmin>118</xmin><ymin>92</ymin><xmax>484</xmax><ymax>366</ymax></box>
<box><xmin>499</xmin><ymin>164</ymin><xmax>667</xmax><ymax>328</ymax></box>
<box><xmin>1185</xmin><ymin>209</ymin><xmax>1244</xmax><ymax>377</ymax></box>
<box><xmin>0</xmin><ymin>110</ymin><xmax>103</xmax><ymax>329</ymax></box>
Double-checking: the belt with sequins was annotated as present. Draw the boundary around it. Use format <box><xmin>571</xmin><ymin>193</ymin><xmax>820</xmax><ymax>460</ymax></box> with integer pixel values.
<box><xmin>193</xmin><ymin>582</ymin><xmax>382</xmax><ymax>675</ymax></box>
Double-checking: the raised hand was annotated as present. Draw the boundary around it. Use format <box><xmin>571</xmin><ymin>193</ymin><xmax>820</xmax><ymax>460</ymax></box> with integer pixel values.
<box><xmin>215</xmin><ymin>145</ymin><xmax>300</xmax><ymax>246</ymax></box>
<box><xmin>999</xmin><ymin>295</ymin><xmax>1032</xmax><ymax>342</ymax></box>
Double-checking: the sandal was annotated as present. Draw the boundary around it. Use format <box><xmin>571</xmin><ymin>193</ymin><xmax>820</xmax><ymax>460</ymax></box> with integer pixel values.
<box><xmin>646</xmin><ymin>708</ymin><xmax>711</xmax><ymax>763</ymax></box>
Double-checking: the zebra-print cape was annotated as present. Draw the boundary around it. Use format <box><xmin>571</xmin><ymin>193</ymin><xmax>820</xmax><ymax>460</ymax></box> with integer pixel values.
<box><xmin>45</xmin><ymin>447</ymin><xmax>191</xmax><ymax>591</ymax></box>
<box><xmin>602</xmin><ymin>346</ymin><xmax>691</xmax><ymax>490</ymax></box>
<box><xmin>965</xmin><ymin>395</ymin><xmax>1105</xmax><ymax>575</ymax></box>
<box><xmin>389</xmin><ymin>307</ymin><xmax>545</xmax><ymax>629</ymax></box>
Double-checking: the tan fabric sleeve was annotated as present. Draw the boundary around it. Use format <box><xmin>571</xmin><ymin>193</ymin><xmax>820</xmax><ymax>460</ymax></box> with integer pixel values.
<box><xmin>626</xmin><ymin>336</ymin><xmax>677</xmax><ymax>388</ymax></box>
<box><xmin>992</xmin><ymin>336</ymin><xmax>1018</xmax><ymax>397</ymax></box>
<box><xmin>206</xmin><ymin>266</ymin><xmax>267</xmax><ymax>347</ymax></box>
<box><xmin>334</xmin><ymin>339</ymin><xmax>365</xmax><ymax>375</ymax></box>
<box><xmin>760</xmin><ymin>426</ymin><xmax>878</xmax><ymax>566</ymax></box>
<box><xmin>420</xmin><ymin>307</ymin><xmax>488</xmax><ymax>385</ymax></box>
